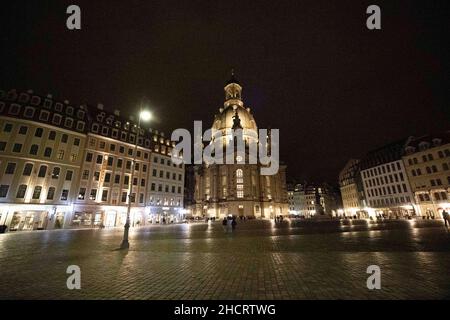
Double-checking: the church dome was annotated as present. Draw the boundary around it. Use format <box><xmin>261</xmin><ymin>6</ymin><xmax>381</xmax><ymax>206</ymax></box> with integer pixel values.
<box><xmin>211</xmin><ymin>71</ymin><xmax>258</xmax><ymax>132</ymax></box>
<box><xmin>212</xmin><ymin>105</ymin><xmax>257</xmax><ymax>132</ymax></box>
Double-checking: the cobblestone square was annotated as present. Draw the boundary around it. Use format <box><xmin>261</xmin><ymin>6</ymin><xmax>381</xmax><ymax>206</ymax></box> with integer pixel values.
<box><xmin>0</xmin><ymin>219</ymin><xmax>449</xmax><ymax>299</ymax></box>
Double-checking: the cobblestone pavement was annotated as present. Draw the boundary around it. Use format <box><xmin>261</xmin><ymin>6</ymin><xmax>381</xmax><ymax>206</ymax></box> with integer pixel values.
<box><xmin>0</xmin><ymin>219</ymin><xmax>449</xmax><ymax>300</ymax></box>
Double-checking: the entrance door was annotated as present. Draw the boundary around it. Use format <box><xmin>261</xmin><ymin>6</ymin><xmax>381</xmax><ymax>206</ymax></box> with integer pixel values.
<box><xmin>238</xmin><ymin>205</ymin><xmax>244</xmax><ymax>217</ymax></box>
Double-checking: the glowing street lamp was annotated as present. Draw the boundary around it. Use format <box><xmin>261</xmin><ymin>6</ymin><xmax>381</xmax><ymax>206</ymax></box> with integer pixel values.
<box><xmin>120</xmin><ymin>104</ymin><xmax>152</xmax><ymax>250</ymax></box>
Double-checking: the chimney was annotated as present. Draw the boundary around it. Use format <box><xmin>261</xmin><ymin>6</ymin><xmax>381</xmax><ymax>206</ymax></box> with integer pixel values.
<box><xmin>64</xmin><ymin>100</ymin><xmax>69</xmax><ymax>104</ymax></box>
<box><xmin>47</xmin><ymin>94</ymin><xmax>53</xmax><ymax>99</ymax></box>
<box><xmin>97</xmin><ymin>103</ymin><xmax>104</xmax><ymax>110</ymax></box>
<box><xmin>114</xmin><ymin>109</ymin><xmax>120</xmax><ymax>116</ymax></box>
<box><xmin>27</xmin><ymin>89</ymin><xmax>33</xmax><ymax>94</ymax></box>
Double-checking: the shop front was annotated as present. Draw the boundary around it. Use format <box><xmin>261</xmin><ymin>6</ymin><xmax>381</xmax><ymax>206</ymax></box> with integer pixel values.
<box><xmin>0</xmin><ymin>204</ymin><xmax>73</xmax><ymax>232</ymax></box>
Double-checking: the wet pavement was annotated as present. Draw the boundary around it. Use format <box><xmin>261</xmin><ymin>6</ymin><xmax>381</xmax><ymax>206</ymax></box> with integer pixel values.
<box><xmin>0</xmin><ymin>219</ymin><xmax>449</xmax><ymax>299</ymax></box>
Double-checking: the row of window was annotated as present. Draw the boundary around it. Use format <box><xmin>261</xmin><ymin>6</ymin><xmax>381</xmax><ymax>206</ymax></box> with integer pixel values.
<box><xmin>367</xmin><ymin>184</ymin><xmax>409</xmax><ymax>198</ymax></box>
<box><xmin>149</xmin><ymin>183</ymin><xmax>182</xmax><ymax>194</ymax></box>
<box><xmin>151</xmin><ymin>169</ymin><xmax>183</xmax><ymax>181</ymax></box>
<box><xmin>429</xmin><ymin>178</ymin><xmax>449</xmax><ymax>187</ymax></box>
<box><xmin>417</xmin><ymin>192</ymin><xmax>448</xmax><ymax>202</ymax></box>
<box><xmin>85</xmin><ymin>153</ymin><xmax>148</xmax><ymax>171</ymax></box>
<box><xmin>369</xmin><ymin>196</ymin><xmax>411</xmax><ymax>207</ymax></box>
<box><xmin>362</xmin><ymin>162</ymin><xmax>402</xmax><ymax>179</ymax></box>
<box><xmin>77</xmin><ymin>188</ymin><xmax>145</xmax><ymax>203</ymax></box>
<box><xmin>2</xmin><ymin>106</ymin><xmax>85</xmax><ymax>131</ymax></box>
<box><xmin>2</xmin><ymin>92</ymin><xmax>86</xmax><ymax>119</ymax></box>
<box><xmin>88</xmin><ymin>139</ymin><xmax>150</xmax><ymax>160</ymax></box>
<box><xmin>364</xmin><ymin>172</ymin><xmax>405</xmax><ymax>188</ymax></box>
<box><xmin>2</xmin><ymin>123</ymin><xmax>81</xmax><ymax>144</ymax></box>
<box><xmin>407</xmin><ymin>150</ymin><xmax>450</xmax><ymax>165</ymax></box>
<box><xmin>0</xmin><ymin>143</ymin><xmax>78</xmax><ymax>161</ymax></box>
<box><xmin>3</xmin><ymin>162</ymin><xmax>72</xmax><ymax>180</ymax></box>
<box><xmin>411</xmin><ymin>163</ymin><xmax>449</xmax><ymax>176</ymax></box>
<box><xmin>0</xmin><ymin>184</ymin><xmax>68</xmax><ymax>200</ymax></box>
<box><xmin>153</xmin><ymin>156</ymin><xmax>182</xmax><ymax>168</ymax></box>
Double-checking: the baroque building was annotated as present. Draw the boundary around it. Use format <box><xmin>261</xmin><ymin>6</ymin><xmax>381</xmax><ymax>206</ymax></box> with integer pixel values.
<box><xmin>402</xmin><ymin>131</ymin><xmax>450</xmax><ymax>218</ymax></box>
<box><xmin>339</xmin><ymin>159</ymin><xmax>366</xmax><ymax>218</ymax></box>
<box><xmin>0</xmin><ymin>88</ymin><xmax>184</xmax><ymax>232</ymax></box>
<box><xmin>359</xmin><ymin>138</ymin><xmax>417</xmax><ymax>218</ymax></box>
<box><xmin>0</xmin><ymin>89</ymin><xmax>88</xmax><ymax>231</ymax></box>
<box><xmin>191</xmin><ymin>74</ymin><xmax>288</xmax><ymax>218</ymax></box>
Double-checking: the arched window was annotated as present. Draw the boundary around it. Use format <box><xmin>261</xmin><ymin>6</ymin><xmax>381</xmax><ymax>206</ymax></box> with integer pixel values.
<box><xmin>236</xmin><ymin>169</ymin><xmax>243</xmax><ymax>198</ymax></box>
<box><xmin>22</xmin><ymin>163</ymin><xmax>33</xmax><ymax>176</ymax></box>
<box><xmin>29</xmin><ymin>144</ymin><xmax>39</xmax><ymax>155</ymax></box>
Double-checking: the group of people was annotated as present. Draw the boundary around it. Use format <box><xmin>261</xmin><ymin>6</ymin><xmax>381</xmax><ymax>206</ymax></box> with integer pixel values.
<box><xmin>274</xmin><ymin>215</ymin><xmax>284</xmax><ymax>223</ymax></box>
<box><xmin>222</xmin><ymin>216</ymin><xmax>237</xmax><ymax>232</ymax></box>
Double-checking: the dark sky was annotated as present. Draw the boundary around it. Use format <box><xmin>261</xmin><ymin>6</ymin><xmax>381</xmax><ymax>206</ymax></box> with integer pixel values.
<box><xmin>1</xmin><ymin>0</ymin><xmax>449</xmax><ymax>184</ymax></box>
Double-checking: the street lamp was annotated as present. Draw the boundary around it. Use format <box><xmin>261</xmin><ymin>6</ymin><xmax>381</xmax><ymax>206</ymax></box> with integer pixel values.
<box><xmin>120</xmin><ymin>106</ymin><xmax>152</xmax><ymax>250</ymax></box>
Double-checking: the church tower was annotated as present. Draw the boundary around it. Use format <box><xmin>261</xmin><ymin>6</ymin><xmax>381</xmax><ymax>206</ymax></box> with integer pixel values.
<box><xmin>190</xmin><ymin>71</ymin><xmax>289</xmax><ymax>219</ymax></box>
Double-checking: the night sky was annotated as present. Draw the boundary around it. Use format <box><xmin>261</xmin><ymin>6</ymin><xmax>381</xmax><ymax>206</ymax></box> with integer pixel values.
<box><xmin>1</xmin><ymin>0</ymin><xmax>449</xmax><ymax>184</ymax></box>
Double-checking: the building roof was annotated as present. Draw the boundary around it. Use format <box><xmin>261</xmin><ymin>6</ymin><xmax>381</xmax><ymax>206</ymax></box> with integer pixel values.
<box><xmin>359</xmin><ymin>137</ymin><xmax>412</xmax><ymax>170</ymax></box>
<box><xmin>404</xmin><ymin>130</ymin><xmax>450</xmax><ymax>154</ymax></box>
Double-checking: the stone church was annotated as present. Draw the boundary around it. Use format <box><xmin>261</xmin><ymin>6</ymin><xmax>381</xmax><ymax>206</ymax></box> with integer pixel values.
<box><xmin>190</xmin><ymin>73</ymin><xmax>288</xmax><ymax>218</ymax></box>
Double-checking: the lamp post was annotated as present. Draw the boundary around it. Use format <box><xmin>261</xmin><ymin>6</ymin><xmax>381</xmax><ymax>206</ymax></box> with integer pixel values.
<box><xmin>120</xmin><ymin>106</ymin><xmax>152</xmax><ymax>250</ymax></box>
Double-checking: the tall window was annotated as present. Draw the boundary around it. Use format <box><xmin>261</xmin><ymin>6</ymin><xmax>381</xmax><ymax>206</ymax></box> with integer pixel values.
<box><xmin>52</xmin><ymin>167</ymin><xmax>60</xmax><ymax>179</ymax></box>
<box><xmin>47</xmin><ymin>187</ymin><xmax>55</xmax><ymax>200</ymax></box>
<box><xmin>32</xmin><ymin>186</ymin><xmax>42</xmax><ymax>200</ymax></box>
<box><xmin>44</xmin><ymin>147</ymin><xmax>52</xmax><ymax>157</ymax></box>
<box><xmin>16</xmin><ymin>185</ymin><xmax>27</xmax><ymax>198</ymax></box>
<box><xmin>5</xmin><ymin>163</ymin><xmax>16</xmax><ymax>174</ymax></box>
<box><xmin>0</xmin><ymin>185</ymin><xmax>9</xmax><ymax>197</ymax></box>
<box><xmin>30</xmin><ymin>144</ymin><xmax>39</xmax><ymax>155</ymax></box>
<box><xmin>23</xmin><ymin>163</ymin><xmax>33</xmax><ymax>176</ymax></box>
<box><xmin>38</xmin><ymin>165</ymin><xmax>47</xmax><ymax>177</ymax></box>
<box><xmin>236</xmin><ymin>169</ymin><xmax>243</xmax><ymax>198</ymax></box>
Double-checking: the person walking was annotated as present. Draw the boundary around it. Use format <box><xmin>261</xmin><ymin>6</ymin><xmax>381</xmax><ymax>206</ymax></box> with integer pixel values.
<box><xmin>443</xmin><ymin>209</ymin><xmax>449</xmax><ymax>229</ymax></box>
<box><xmin>231</xmin><ymin>217</ymin><xmax>237</xmax><ymax>231</ymax></box>
<box><xmin>222</xmin><ymin>217</ymin><xmax>228</xmax><ymax>232</ymax></box>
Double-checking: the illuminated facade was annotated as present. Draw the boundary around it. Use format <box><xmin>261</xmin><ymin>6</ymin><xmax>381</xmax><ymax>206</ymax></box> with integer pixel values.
<box><xmin>359</xmin><ymin>138</ymin><xmax>417</xmax><ymax>218</ymax></box>
<box><xmin>294</xmin><ymin>183</ymin><xmax>339</xmax><ymax>217</ymax></box>
<box><xmin>0</xmin><ymin>89</ymin><xmax>87</xmax><ymax>231</ymax></box>
<box><xmin>403</xmin><ymin>132</ymin><xmax>450</xmax><ymax>219</ymax></box>
<box><xmin>339</xmin><ymin>159</ymin><xmax>366</xmax><ymax>217</ymax></box>
<box><xmin>191</xmin><ymin>74</ymin><xmax>288</xmax><ymax>218</ymax></box>
<box><xmin>0</xmin><ymin>89</ymin><xmax>184</xmax><ymax>232</ymax></box>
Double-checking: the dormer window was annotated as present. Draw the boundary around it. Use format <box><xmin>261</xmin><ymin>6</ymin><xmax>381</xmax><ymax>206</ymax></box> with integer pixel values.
<box><xmin>405</xmin><ymin>146</ymin><xmax>415</xmax><ymax>155</ymax></box>
<box><xmin>106</xmin><ymin>117</ymin><xmax>113</xmax><ymax>125</ymax></box>
<box><xmin>6</xmin><ymin>90</ymin><xmax>17</xmax><ymax>101</ymax></box>
<box><xmin>96</xmin><ymin>114</ymin><xmax>104</xmax><ymax>122</ymax></box>
<box><xmin>24</xmin><ymin>107</ymin><xmax>35</xmax><ymax>118</ymax></box>
<box><xmin>44</xmin><ymin>99</ymin><xmax>53</xmax><ymax>108</ymax></box>
<box><xmin>9</xmin><ymin>103</ymin><xmax>20</xmax><ymax>115</ymax></box>
<box><xmin>55</xmin><ymin>102</ymin><xmax>63</xmax><ymax>112</ymax></box>
<box><xmin>101</xmin><ymin>126</ymin><xmax>109</xmax><ymax>135</ymax></box>
<box><xmin>30</xmin><ymin>96</ymin><xmax>41</xmax><ymax>106</ymax></box>
<box><xmin>114</xmin><ymin>121</ymin><xmax>121</xmax><ymax>128</ymax></box>
<box><xmin>66</xmin><ymin>106</ymin><xmax>74</xmax><ymax>116</ymax></box>
<box><xmin>418</xmin><ymin>142</ymin><xmax>430</xmax><ymax>151</ymax></box>
<box><xmin>52</xmin><ymin>114</ymin><xmax>62</xmax><ymax>125</ymax></box>
<box><xmin>432</xmin><ymin>138</ymin><xmax>442</xmax><ymax>147</ymax></box>
<box><xmin>64</xmin><ymin>118</ymin><xmax>73</xmax><ymax>128</ymax></box>
<box><xmin>92</xmin><ymin>123</ymin><xmax>99</xmax><ymax>133</ymax></box>
<box><xmin>18</xmin><ymin>93</ymin><xmax>29</xmax><ymax>103</ymax></box>
<box><xmin>76</xmin><ymin>121</ymin><xmax>85</xmax><ymax>132</ymax></box>
<box><xmin>76</xmin><ymin>110</ymin><xmax>85</xmax><ymax>119</ymax></box>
